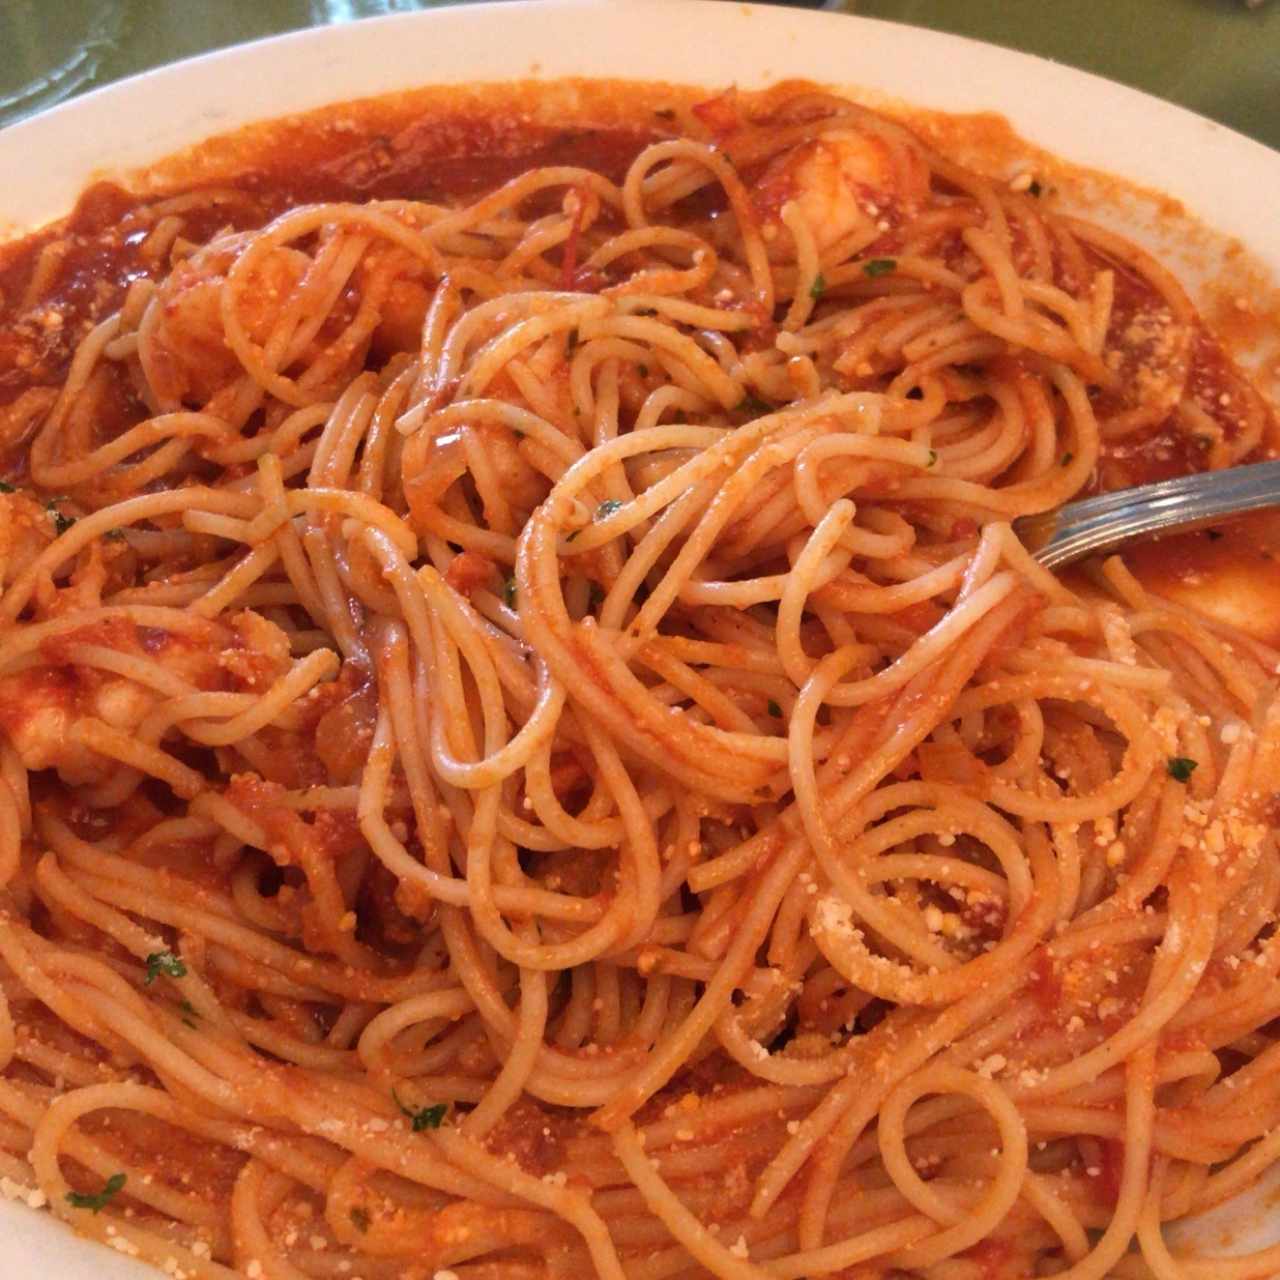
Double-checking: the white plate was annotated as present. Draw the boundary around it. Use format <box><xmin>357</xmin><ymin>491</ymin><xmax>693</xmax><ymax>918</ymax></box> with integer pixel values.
<box><xmin>0</xmin><ymin>2</ymin><xmax>1277</xmax><ymax>1274</ymax></box>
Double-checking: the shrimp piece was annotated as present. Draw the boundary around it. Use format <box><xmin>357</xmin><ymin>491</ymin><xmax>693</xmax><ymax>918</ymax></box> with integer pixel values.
<box><xmin>0</xmin><ymin>619</ymin><xmax>189</xmax><ymax>785</ymax></box>
<box><xmin>0</xmin><ymin>490</ymin><xmax>57</xmax><ymax>587</ymax></box>
<box><xmin>0</xmin><ymin>610</ymin><xmax>291</xmax><ymax>786</ymax></box>
<box><xmin>754</xmin><ymin>128</ymin><xmax>930</xmax><ymax>257</ymax></box>
<box><xmin>402</xmin><ymin>420</ymin><xmax>547</xmax><ymax>538</ymax></box>
<box><xmin>472</xmin><ymin>422</ymin><xmax>547</xmax><ymax>515</ymax></box>
<box><xmin>0</xmin><ymin>666</ymin><xmax>106</xmax><ymax>783</ymax></box>
<box><xmin>0</xmin><ymin>387</ymin><xmax>57</xmax><ymax>455</ymax></box>
<box><xmin>372</xmin><ymin>278</ymin><xmax>431</xmax><ymax>357</ymax></box>
<box><xmin>142</xmin><ymin>238</ymin><xmax>308</xmax><ymax>406</ymax></box>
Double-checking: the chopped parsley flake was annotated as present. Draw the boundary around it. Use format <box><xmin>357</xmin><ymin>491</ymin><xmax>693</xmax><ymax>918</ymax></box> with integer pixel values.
<box><xmin>1167</xmin><ymin>757</ymin><xmax>1198</xmax><ymax>783</ymax></box>
<box><xmin>144</xmin><ymin>951</ymin><xmax>187</xmax><ymax>984</ymax></box>
<box><xmin>503</xmin><ymin>577</ymin><xmax>517</xmax><ymax>608</ymax></box>
<box><xmin>864</xmin><ymin>258</ymin><xmax>897</xmax><ymax>278</ymax></box>
<box><xmin>66</xmin><ymin>1173</ymin><xmax>125</xmax><ymax>1214</ymax></box>
<box><xmin>46</xmin><ymin>500</ymin><xmax>74</xmax><ymax>536</ymax></box>
<box><xmin>393</xmin><ymin>1090</ymin><xmax>447</xmax><ymax>1132</ymax></box>
<box><xmin>596</xmin><ymin>499</ymin><xmax>623</xmax><ymax>521</ymax></box>
<box><xmin>0</xmin><ymin>481</ymin><xmax>14</xmax><ymax>494</ymax></box>
<box><xmin>809</xmin><ymin>273</ymin><xmax>827</xmax><ymax>300</ymax></box>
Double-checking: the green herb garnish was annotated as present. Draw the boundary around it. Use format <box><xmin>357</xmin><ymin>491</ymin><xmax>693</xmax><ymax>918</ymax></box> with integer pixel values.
<box><xmin>66</xmin><ymin>1173</ymin><xmax>125</xmax><ymax>1214</ymax></box>
<box><xmin>178</xmin><ymin>998</ymin><xmax>198</xmax><ymax>1029</ymax></box>
<box><xmin>393</xmin><ymin>1090</ymin><xmax>447</xmax><ymax>1132</ymax></box>
<box><xmin>596</xmin><ymin>499</ymin><xmax>623</xmax><ymax>521</ymax></box>
<box><xmin>809</xmin><ymin>273</ymin><xmax>827</xmax><ymax>300</ymax></box>
<box><xmin>864</xmin><ymin>258</ymin><xmax>897</xmax><ymax>278</ymax></box>
<box><xmin>0</xmin><ymin>481</ymin><xmax>14</xmax><ymax>494</ymax></box>
<box><xmin>45</xmin><ymin>500</ymin><xmax>74</xmax><ymax>536</ymax></box>
<box><xmin>144</xmin><ymin>951</ymin><xmax>187</xmax><ymax>984</ymax></box>
<box><xmin>503</xmin><ymin>577</ymin><xmax>517</xmax><ymax>608</ymax></box>
<box><xmin>1167</xmin><ymin>757</ymin><xmax>1198</xmax><ymax>783</ymax></box>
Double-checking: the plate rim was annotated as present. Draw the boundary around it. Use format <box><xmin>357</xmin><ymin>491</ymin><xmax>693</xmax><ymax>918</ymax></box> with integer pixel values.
<box><xmin>0</xmin><ymin>0</ymin><xmax>1277</xmax><ymax>255</ymax></box>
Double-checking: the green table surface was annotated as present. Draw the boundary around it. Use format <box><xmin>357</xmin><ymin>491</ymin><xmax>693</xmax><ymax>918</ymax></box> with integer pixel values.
<box><xmin>1</xmin><ymin>0</ymin><xmax>1277</xmax><ymax>150</ymax></box>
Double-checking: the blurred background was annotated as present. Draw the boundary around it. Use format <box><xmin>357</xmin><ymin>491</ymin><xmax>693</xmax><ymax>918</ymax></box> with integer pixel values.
<box><xmin>1</xmin><ymin>0</ymin><xmax>1277</xmax><ymax>146</ymax></box>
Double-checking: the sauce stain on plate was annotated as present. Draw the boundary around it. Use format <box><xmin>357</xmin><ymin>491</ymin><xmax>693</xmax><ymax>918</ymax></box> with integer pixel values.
<box><xmin>1128</xmin><ymin>512</ymin><xmax>1280</xmax><ymax>646</ymax></box>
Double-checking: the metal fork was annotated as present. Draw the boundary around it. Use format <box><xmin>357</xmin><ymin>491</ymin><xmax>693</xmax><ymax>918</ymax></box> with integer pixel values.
<box><xmin>1014</xmin><ymin>459</ymin><xmax>1280</xmax><ymax>570</ymax></box>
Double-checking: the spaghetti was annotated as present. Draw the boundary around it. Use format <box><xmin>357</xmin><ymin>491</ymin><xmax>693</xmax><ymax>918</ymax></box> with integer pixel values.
<box><xmin>0</xmin><ymin>81</ymin><xmax>1277</xmax><ymax>1280</ymax></box>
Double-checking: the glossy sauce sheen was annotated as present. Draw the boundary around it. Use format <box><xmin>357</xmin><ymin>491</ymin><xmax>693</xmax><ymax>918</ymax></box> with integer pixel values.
<box><xmin>0</xmin><ymin>92</ymin><xmax>1276</xmax><ymax>638</ymax></box>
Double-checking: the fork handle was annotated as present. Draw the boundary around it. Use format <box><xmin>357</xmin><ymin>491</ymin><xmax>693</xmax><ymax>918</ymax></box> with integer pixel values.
<box><xmin>1014</xmin><ymin>458</ymin><xmax>1280</xmax><ymax>570</ymax></box>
